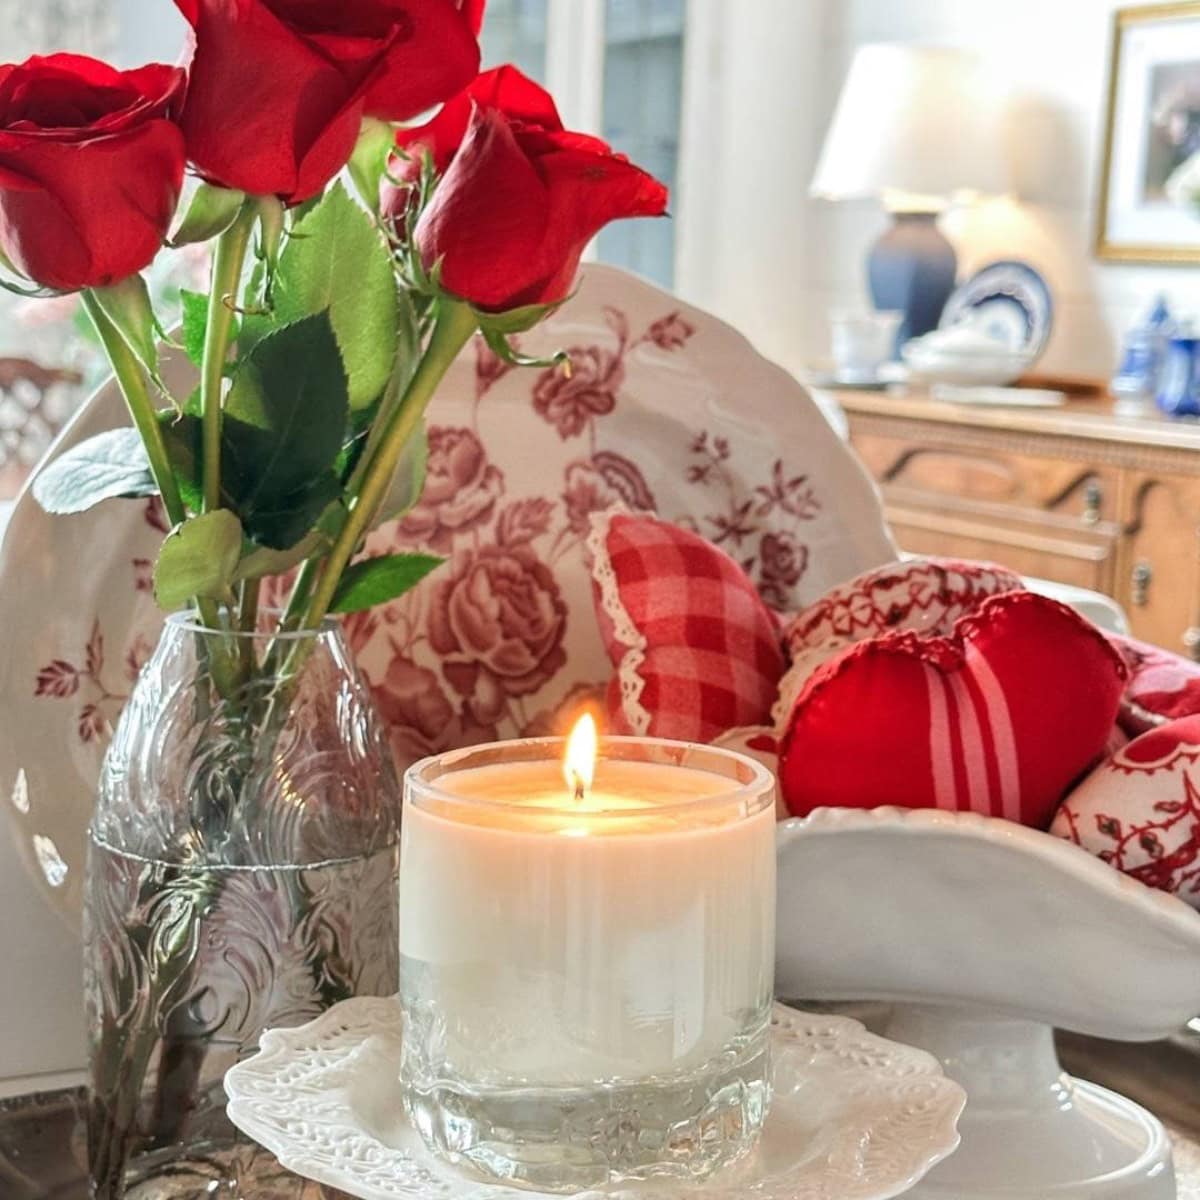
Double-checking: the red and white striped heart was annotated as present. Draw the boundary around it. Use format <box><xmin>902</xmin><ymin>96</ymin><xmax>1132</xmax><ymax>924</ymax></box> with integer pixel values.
<box><xmin>779</xmin><ymin>591</ymin><xmax>1127</xmax><ymax>829</ymax></box>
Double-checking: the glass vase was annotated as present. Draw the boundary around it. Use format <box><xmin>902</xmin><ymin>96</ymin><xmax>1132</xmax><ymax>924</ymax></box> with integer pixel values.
<box><xmin>83</xmin><ymin>614</ymin><xmax>401</xmax><ymax>1199</ymax></box>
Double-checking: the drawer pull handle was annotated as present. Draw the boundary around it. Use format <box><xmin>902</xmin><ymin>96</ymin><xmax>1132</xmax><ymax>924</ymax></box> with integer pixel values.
<box><xmin>1185</xmin><ymin>628</ymin><xmax>1200</xmax><ymax>664</ymax></box>
<box><xmin>1083</xmin><ymin>481</ymin><xmax>1102</xmax><ymax>526</ymax></box>
<box><xmin>1131</xmin><ymin>561</ymin><xmax>1153</xmax><ymax>608</ymax></box>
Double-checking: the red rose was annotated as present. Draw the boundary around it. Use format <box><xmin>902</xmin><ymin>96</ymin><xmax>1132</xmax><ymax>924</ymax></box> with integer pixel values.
<box><xmin>0</xmin><ymin>55</ymin><xmax>185</xmax><ymax>291</ymax></box>
<box><xmin>174</xmin><ymin>0</ymin><xmax>482</xmax><ymax>203</ymax></box>
<box><xmin>428</xmin><ymin>544</ymin><xmax>567</xmax><ymax>724</ymax></box>
<box><xmin>410</xmin><ymin>88</ymin><xmax>668</xmax><ymax>311</ymax></box>
<box><xmin>396</xmin><ymin>425</ymin><xmax>504</xmax><ymax>551</ymax></box>
<box><xmin>383</xmin><ymin>64</ymin><xmax>560</xmax><ymax>204</ymax></box>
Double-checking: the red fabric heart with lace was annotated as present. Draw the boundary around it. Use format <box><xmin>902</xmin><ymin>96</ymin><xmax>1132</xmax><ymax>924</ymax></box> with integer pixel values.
<box><xmin>587</xmin><ymin>511</ymin><xmax>786</xmax><ymax>743</ymax></box>
<box><xmin>779</xmin><ymin>591</ymin><xmax>1127</xmax><ymax>828</ymax></box>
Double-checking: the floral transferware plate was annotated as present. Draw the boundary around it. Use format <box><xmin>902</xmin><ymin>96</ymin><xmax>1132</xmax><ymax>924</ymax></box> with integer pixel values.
<box><xmin>225</xmin><ymin>997</ymin><xmax>965</xmax><ymax>1200</ymax></box>
<box><xmin>0</xmin><ymin>264</ymin><xmax>896</xmax><ymax>923</ymax></box>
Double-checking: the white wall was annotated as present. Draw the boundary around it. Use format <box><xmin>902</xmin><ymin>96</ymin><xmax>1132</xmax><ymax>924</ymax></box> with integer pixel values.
<box><xmin>679</xmin><ymin>0</ymin><xmax>1198</xmax><ymax>382</ymax></box>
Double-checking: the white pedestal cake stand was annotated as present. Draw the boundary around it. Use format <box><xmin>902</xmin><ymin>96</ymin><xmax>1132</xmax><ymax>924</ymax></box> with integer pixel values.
<box><xmin>776</xmin><ymin>807</ymin><xmax>1200</xmax><ymax>1199</ymax></box>
<box><xmin>225</xmin><ymin>997</ymin><xmax>964</xmax><ymax>1200</ymax></box>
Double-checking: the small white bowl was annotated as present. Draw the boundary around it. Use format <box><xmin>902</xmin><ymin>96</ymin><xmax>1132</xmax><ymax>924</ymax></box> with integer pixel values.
<box><xmin>902</xmin><ymin>344</ymin><xmax>1035</xmax><ymax>387</ymax></box>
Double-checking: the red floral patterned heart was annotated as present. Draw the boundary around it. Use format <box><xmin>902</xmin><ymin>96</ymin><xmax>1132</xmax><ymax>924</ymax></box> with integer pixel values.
<box><xmin>1052</xmin><ymin>715</ymin><xmax>1200</xmax><ymax>908</ymax></box>
<box><xmin>779</xmin><ymin>591</ymin><xmax>1127</xmax><ymax>828</ymax></box>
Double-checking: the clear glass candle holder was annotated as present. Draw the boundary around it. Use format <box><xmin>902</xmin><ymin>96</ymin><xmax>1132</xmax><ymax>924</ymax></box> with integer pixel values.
<box><xmin>399</xmin><ymin>736</ymin><xmax>777</xmax><ymax>1192</ymax></box>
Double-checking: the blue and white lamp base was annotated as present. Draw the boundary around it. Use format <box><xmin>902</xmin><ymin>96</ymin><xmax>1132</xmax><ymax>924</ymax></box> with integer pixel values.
<box><xmin>868</xmin><ymin>211</ymin><xmax>957</xmax><ymax>352</ymax></box>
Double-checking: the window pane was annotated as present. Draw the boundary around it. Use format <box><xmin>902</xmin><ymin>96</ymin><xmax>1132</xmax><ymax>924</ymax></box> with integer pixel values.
<box><xmin>480</xmin><ymin>0</ymin><xmax>549</xmax><ymax>82</ymax></box>
<box><xmin>598</xmin><ymin>0</ymin><xmax>685</xmax><ymax>288</ymax></box>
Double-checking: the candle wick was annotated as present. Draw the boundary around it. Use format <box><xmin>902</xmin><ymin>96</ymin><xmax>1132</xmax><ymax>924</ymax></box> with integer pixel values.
<box><xmin>574</xmin><ymin>778</ymin><xmax>585</xmax><ymax>805</ymax></box>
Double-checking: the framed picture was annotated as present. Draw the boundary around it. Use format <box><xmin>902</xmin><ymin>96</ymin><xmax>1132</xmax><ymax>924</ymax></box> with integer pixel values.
<box><xmin>1097</xmin><ymin>2</ymin><xmax>1200</xmax><ymax>263</ymax></box>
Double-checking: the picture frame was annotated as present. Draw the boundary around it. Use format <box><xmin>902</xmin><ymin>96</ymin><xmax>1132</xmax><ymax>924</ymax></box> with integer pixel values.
<box><xmin>1097</xmin><ymin>2</ymin><xmax>1200</xmax><ymax>264</ymax></box>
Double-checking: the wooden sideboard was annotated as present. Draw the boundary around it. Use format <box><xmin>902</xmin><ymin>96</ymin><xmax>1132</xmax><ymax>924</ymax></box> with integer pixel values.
<box><xmin>833</xmin><ymin>388</ymin><xmax>1200</xmax><ymax>658</ymax></box>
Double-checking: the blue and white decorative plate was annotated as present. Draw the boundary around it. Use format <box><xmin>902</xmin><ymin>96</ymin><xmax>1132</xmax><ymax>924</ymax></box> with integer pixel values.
<box><xmin>940</xmin><ymin>261</ymin><xmax>1054</xmax><ymax>359</ymax></box>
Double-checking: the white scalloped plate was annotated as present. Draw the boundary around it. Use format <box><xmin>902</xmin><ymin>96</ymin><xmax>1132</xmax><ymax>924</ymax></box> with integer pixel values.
<box><xmin>224</xmin><ymin>998</ymin><xmax>964</xmax><ymax>1200</ymax></box>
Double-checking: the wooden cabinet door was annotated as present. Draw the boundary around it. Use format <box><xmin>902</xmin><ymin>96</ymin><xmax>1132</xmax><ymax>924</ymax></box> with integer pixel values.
<box><xmin>882</xmin><ymin>486</ymin><xmax>1120</xmax><ymax>594</ymax></box>
<box><xmin>1116</xmin><ymin>473</ymin><xmax>1200</xmax><ymax>658</ymax></box>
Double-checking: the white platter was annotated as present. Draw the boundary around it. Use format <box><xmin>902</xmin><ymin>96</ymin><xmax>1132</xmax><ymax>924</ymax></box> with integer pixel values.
<box><xmin>930</xmin><ymin>384</ymin><xmax>1066</xmax><ymax>408</ymax></box>
<box><xmin>224</xmin><ymin>997</ymin><xmax>964</xmax><ymax>1200</ymax></box>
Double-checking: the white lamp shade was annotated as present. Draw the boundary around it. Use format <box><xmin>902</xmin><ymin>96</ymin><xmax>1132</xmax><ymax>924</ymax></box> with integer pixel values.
<box><xmin>811</xmin><ymin>44</ymin><xmax>1010</xmax><ymax>206</ymax></box>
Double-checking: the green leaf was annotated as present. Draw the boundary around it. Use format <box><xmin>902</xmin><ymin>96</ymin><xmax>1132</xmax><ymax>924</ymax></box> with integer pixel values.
<box><xmin>181</xmin><ymin>290</ymin><xmax>241</xmax><ymax>371</ymax></box>
<box><xmin>374</xmin><ymin>422</ymin><xmax>429</xmax><ymax>526</ymax></box>
<box><xmin>158</xmin><ymin>410</ymin><xmax>206</xmax><ymax>513</ymax></box>
<box><xmin>180</xmin><ymin>290</ymin><xmax>207</xmax><ymax>367</ymax></box>
<box><xmin>330</xmin><ymin>553</ymin><xmax>443</xmax><ymax>614</ymax></box>
<box><xmin>91</xmin><ymin>275</ymin><xmax>161</xmax><ymax>383</ymax></box>
<box><xmin>233</xmin><ymin>528</ymin><xmax>330</xmax><ymax>584</ymax></box>
<box><xmin>220</xmin><ymin>312</ymin><xmax>349</xmax><ymax>549</ymax></box>
<box><xmin>154</xmin><ymin>510</ymin><xmax>243</xmax><ymax>610</ymax></box>
<box><xmin>171</xmin><ymin>184</ymin><xmax>246</xmax><ymax>247</ymax></box>
<box><xmin>223</xmin><ymin>313</ymin><xmax>348</xmax><ymax>505</ymax></box>
<box><xmin>32</xmin><ymin>428</ymin><xmax>157</xmax><ymax>514</ymax></box>
<box><xmin>271</xmin><ymin>181</ymin><xmax>398</xmax><ymax>409</ymax></box>
<box><xmin>348</xmin><ymin>117</ymin><xmax>396</xmax><ymax>213</ymax></box>
<box><xmin>242</xmin><ymin>472</ymin><xmax>343</xmax><ymax>551</ymax></box>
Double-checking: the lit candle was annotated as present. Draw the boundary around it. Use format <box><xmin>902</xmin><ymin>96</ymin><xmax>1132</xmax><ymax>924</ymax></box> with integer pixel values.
<box><xmin>398</xmin><ymin>719</ymin><xmax>777</xmax><ymax>1189</ymax></box>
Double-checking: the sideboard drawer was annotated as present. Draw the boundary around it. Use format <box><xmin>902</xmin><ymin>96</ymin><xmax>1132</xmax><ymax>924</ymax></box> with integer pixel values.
<box><xmin>852</xmin><ymin>431</ymin><xmax>1123</xmax><ymax>525</ymax></box>
<box><xmin>839</xmin><ymin>391</ymin><xmax>1200</xmax><ymax>655</ymax></box>
<box><xmin>882</xmin><ymin>486</ymin><xmax>1120</xmax><ymax>595</ymax></box>
<box><xmin>1115</xmin><ymin>472</ymin><xmax>1200</xmax><ymax>658</ymax></box>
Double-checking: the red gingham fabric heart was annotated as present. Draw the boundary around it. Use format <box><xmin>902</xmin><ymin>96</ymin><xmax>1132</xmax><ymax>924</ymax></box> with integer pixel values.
<box><xmin>587</xmin><ymin>512</ymin><xmax>786</xmax><ymax>742</ymax></box>
<box><xmin>779</xmin><ymin>591</ymin><xmax>1128</xmax><ymax>829</ymax></box>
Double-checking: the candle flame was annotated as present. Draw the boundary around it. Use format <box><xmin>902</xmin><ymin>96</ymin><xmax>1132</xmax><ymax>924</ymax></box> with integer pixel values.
<box><xmin>564</xmin><ymin>713</ymin><xmax>597</xmax><ymax>803</ymax></box>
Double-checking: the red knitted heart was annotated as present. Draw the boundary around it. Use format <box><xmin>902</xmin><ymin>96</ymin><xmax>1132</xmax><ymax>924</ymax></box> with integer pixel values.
<box><xmin>779</xmin><ymin>591</ymin><xmax>1127</xmax><ymax>829</ymax></box>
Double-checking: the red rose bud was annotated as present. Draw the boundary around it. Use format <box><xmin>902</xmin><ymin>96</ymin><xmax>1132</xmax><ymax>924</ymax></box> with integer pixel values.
<box><xmin>175</xmin><ymin>0</ymin><xmax>481</xmax><ymax>204</ymax></box>
<box><xmin>383</xmin><ymin>64</ymin><xmax>560</xmax><ymax>207</ymax></box>
<box><xmin>413</xmin><ymin>104</ymin><xmax>668</xmax><ymax>312</ymax></box>
<box><xmin>0</xmin><ymin>55</ymin><xmax>185</xmax><ymax>291</ymax></box>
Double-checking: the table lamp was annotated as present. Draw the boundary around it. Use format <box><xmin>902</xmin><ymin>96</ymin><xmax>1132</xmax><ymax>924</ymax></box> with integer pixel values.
<box><xmin>811</xmin><ymin>44</ymin><xmax>1009</xmax><ymax>350</ymax></box>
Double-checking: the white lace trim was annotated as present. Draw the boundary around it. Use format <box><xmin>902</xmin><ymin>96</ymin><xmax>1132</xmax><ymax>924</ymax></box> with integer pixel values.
<box><xmin>586</xmin><ymin>509</ymin><xmax>651</xmax><ymax>736</ymax></box>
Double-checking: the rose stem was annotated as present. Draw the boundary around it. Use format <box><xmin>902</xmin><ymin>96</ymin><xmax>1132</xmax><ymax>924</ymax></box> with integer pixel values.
<box><xmin>199</xmin><ymin>201</ymin><xmax>257</xmax><ymax>516</ymax></box>
<box><xmin>271</xmin><ymin>346</ymin><xmax>415</xmax><ymax>643</ymax></box>
<box><xmin>299</xmin><ymin>298</ymin><xmax>478</xmax><ymax>631</ymax></box>
<box><xmin>80</xmin><ymin>291</ymin><xmax>185</xmax><ymax>527</ymax></box>
<box><xmin>81</xmin><ymin>292</ymin><xmax>232</xmax><ymax>655</ymax></box>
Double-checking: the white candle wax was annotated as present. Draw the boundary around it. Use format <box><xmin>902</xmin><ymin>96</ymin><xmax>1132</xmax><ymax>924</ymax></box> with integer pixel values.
<box><xmin>399</xmin><ymin>752</ymin><xmax>776</xmax><ymax>1087</ymax></box>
